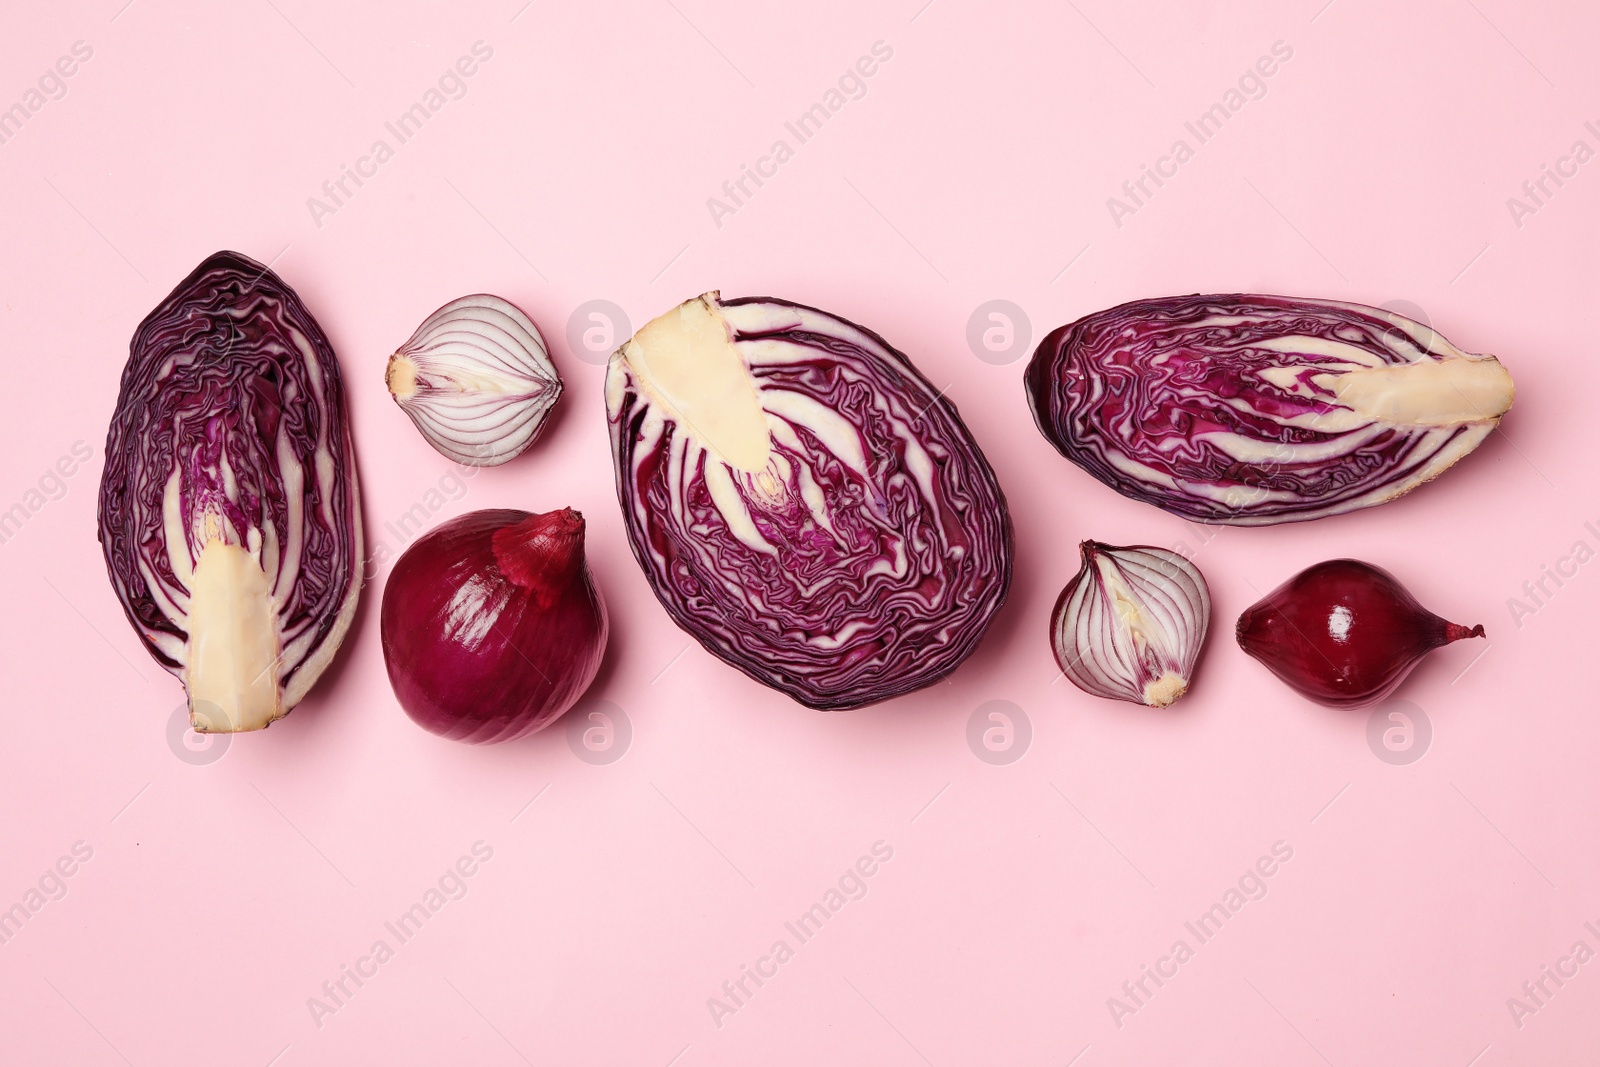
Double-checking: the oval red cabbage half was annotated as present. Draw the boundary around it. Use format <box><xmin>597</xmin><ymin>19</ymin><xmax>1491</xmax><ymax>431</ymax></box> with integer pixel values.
<box><xmin>606</xmin><ymin>292</ymin><xmax>1012</xmax><ymax>710</ymax></box>
<box><xmin>97</xmin><ymin>250</ymin><xmax>362</xmax><ymax>731</ymax></box>
<box><xmin>1024</xmin><ymin>294</ymin><xmax>1514</xmax><ymax>525</ymax></box>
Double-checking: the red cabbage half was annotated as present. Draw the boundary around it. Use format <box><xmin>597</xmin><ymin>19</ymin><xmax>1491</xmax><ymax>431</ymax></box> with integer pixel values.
<box><xmin>605</xmin><ymin>292</ymin><xmax>1012</xmax><ymax>710</ymax></box>
<box><xmin>98</xmin><ymin>251</ymin><xmax>363</xmax><ymax>732</ymax></box>
<box><xmin>1024</xmin><ymin>294</ymin><xmax>1515</xmax><ymax>525</ymax></box>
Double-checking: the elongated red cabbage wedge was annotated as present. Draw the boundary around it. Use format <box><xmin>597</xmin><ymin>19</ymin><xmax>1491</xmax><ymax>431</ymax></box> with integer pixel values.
<box><xmin>1025</xmin><ymin>295</ymin><xmax>1515</xmax><ymax>525</ymax></box>
<box><xmin>98</xmin><ymin>250</ymin><xmax>363</xmax><ymax>732</ymax></box>
<box><xmin>605</xmin><ymin>292</ymin><xmax>1013</xmax><ymax>710</ymax></box>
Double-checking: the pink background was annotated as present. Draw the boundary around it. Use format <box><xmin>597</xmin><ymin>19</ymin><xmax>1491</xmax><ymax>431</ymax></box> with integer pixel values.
<box><xmin>2</xmin><ymin>0</ymin><xmax>1597</xmax><ymax>1063</ymax></box>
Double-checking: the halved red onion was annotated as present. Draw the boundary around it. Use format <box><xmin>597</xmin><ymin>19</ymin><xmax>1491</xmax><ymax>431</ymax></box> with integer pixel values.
<box><xmin>386</xmin><ymin>294</ymin><xmax>561</xmax><ymax>466</ymax></box>
<box><xmin>1050</xmin><ymin>541</ymin><xmax>1211</xmax><ymax>707</ymax></box>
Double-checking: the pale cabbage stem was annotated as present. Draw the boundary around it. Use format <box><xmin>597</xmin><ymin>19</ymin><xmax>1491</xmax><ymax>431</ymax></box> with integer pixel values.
<box><xmin>184</xmin><ymin>535</ymin><xmax>283</xmax><ymax>732</ymax></box>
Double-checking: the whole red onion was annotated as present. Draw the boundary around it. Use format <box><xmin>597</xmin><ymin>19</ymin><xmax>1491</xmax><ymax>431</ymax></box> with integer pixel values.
<box><xmin>380</xmin><ymin>508</ymin><xmax>608</xmax><ymax>743</ymax></box>
<box><xmin>1236</xmin><ymin>559</ymin><xmax>1483</xmax><ymax>709</ymax></box>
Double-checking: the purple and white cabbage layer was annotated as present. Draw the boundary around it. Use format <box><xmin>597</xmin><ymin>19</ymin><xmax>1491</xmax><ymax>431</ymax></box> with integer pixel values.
<box><xmin>98</xmin><ymin>251</ymin><xmax>363</xmax><ymax>732</ymax></box>
<box><xmin>1025</xmin><ymin>294</ymin><xmax>1516</xmax><ymax>525</ymax></box>
<box><xmin>606</xmin><ymin>292</ymin><xmax>1012</xmax><ymax>710</ymax></box>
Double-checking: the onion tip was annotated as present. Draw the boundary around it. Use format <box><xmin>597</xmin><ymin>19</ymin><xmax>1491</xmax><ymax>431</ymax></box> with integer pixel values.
<box><xmin>492</xmin><ymin>508</ymin><xmax>587</xmax><ymax>603</ymax></box>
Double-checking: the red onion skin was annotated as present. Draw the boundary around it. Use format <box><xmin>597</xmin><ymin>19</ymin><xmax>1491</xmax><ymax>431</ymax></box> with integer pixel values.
<box><xmin>1236</xmin><ymin>559</ymin><xmax>1483</xmax><ymax>709</ymax></box>
<box><xmin>380</xmin><ymin>508</ymin><xmax>608</xmax><ymax>743</ymax></box>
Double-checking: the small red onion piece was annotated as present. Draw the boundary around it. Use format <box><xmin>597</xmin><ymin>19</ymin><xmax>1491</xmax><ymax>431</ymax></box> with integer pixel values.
<box><xmin>380</xmin><ymin>508</ymin><xmax>607</xmax><ymax>743</ymax></box>
<box><xmin>1236</xmin><ymin>558</ymin><xmax>1484</xmax><ymax>709</ymax></box>
<box><xmin>1050</xmin><ymin>541</ymin><xmax>1211</xmax><ymax>707</ymax></box>
<box><xmin>386</xmin><ymin>294</ymin><xmax>562</xmax><ymax>466</ymax></box>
